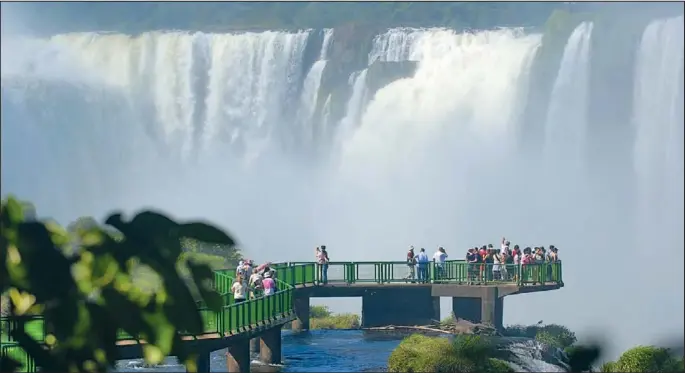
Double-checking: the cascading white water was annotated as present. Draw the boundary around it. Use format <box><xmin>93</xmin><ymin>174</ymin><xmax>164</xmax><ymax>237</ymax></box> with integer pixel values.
<box><xmin>338</xmin><ymin>28</ymin><xmax>430</xmax><ymax>137</ymax></box>
<box><xmin>45</xmin><ymin>30</ymin><xmax>311</xmax><ymax>160</ymax></box>
<box><xmin>338</xmin><ymin>69</ymin><xmax>368</xmax><ymax>131</ymax></box>
<box><xmin>319</xmin><ymin>28</ymin><xmax>334</xmax><ymax>60</ymax></box>
<box><xmin>298</xmin><ymin>29</ymin><xmax>334</xmax><ymax>144</ymax></box>
<box><xmin>1</xmin><ymin>29</ymin><xmax>317</xmax><ymax>223</ymax></box>
<box><xmin>543</xmin><ymin>22</ymin><xmax>594</xmax><ymax>173</ymax></box>
<box><xmin>632</xmin><ymin>15</ymin><xmax>685</xmax><ymax>317</ymax></box>
<box><xmin>368</xmin><ymin>28</ymin><xmax>430</xmax><ymax>63</ymax></box>
<box><xmin>633</xmin><ymin>15</ymin><xmax>684</xmax><ymax>203</ymax></box>
<box><xmin>330</xmin><ymin>28</ymin><xmax>542</xmax><ymax>243</ymax></box>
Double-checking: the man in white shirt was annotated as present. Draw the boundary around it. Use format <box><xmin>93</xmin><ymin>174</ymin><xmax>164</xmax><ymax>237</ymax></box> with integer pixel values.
<box><xmin>416</xmin><ymin>248</ymin><xmax>429</xmax><ymax>283</ymax></box>
<box><xmin>433</xmin><ymin>247</ymin><xmax>448</xmax><ymax>280</ymax></box>
<box><xmin>236</xmin><ymin>260</ymin><xmax>246</xmax><ymax>278</ymax></box>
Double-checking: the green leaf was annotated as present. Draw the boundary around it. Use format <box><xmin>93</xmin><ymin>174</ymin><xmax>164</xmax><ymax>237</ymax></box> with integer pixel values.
<box><xmin>3</xmin><ymin>196</ymin><xmax>26</xmax><ymax>225</ymax></box>
<box><xmin>143</xmin><ymin>345</ymin><xmax>164</xmax><ymax>365</ymax></box>
<box><xmin>142</xmin><ymin>310</ymin><xmax>176</xmax><ymax>356</ymax></box>
<box><xmin>104</xmin><ymin>213</ymin><xmax>125</xmax><ymax>232</ymax></box>
<box><xmin>178</xmin><ymin>222</ymin><xmax>235</xmax><ymax>246</ymax></box>
<box><xmin>101</xmin><ymin>287</ymin><xmax>151</xmax><ymax>339</ymax></box>
<box><xmin>187</xmin><ymin>261</ymin><xmax>223</xmax><ymax>312</ymax></box>
<box><xmin>85</xmin><ymin>303</ymin><xmax>121</xmax><ymax>364</ymax></box>
<box><xmin>162</xmin><ymin>287</ymin><xmax>204</xmax><ymax>335</ymax></box>
<box><xmin>45</xmin><ymin>220</ymin><xmax>71</xmax><ymax>249</ymax></box>
<box><xmin>130</xmin><ymin>211</ymin><xmax>179</xmax><ymax>236</ymax></box>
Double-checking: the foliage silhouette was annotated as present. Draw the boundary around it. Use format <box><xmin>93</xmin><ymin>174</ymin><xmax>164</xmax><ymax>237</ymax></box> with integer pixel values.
<box><xmin>0</xmin><ymin>195</ymin><xmax>236</xmax><ymax>372</ymax></box>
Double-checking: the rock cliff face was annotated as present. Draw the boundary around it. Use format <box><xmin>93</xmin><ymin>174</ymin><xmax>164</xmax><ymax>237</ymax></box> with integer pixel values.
<box><xmin>317</xmin><ymin>24</ymin><xmax>384</xmax><ymax>126</ymax></box>
<box><xmin>308</xmin><ymin>25</ymin><xmax>419</xmax><ymax>130</ymax></box>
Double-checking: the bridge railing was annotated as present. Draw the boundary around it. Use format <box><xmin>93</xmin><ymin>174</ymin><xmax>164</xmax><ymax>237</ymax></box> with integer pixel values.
<box><xmin>0</xmin><ymin>315</ymin><xmax>46</xmax><ymax>372</ymax></box>
<box><xmin>269</xmin><ymin>260</ymin><xmax>563</xmax><ymax>286</ymax></box>
<box><xmin>116</xmin><ymin>272</ymin><xmax>295</xmax><ymax>341</ymax></box>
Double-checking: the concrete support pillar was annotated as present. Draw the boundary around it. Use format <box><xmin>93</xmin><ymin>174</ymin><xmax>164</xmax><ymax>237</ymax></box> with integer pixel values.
<box><xmin>250</xmin><ymin>338</ymin><xmax>260</xmax><ymax>354</ymax></box>
<box><xmin>226</xmin><ymin>340</ymin><xmax>250</xmax><ymax>373</ymax></box>
<box><xmin>480</xmin><ymin>287</ymin><xmax>503</xmax><ymax>331</ymax></box>
<box><xmin>259</xmin><ymin>326</ymin><xmax>282</xmax><ymax>365</ymax></box>
<box><xmin>291</xmin><ymin>295</ymin><xmax>310</xmax><ymax>332</ymax></box>
<box><xmin>452</xmin><ymin>288</ymin><xmax>503</xmax><ymax>331</ymax></box>
<box><xmin>362</xmin><ymin>288</ymin><xmax>440</xmax><ymax>327</ymax></box>
<box><xmin>193</xmin><ymin>351</ymin><xmax>210</xmax><ymax>373</ymax></box>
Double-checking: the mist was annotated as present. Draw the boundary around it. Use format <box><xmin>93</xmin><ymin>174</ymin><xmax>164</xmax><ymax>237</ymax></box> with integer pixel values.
<box><xmin>1</xmin><ymin>2</ymin><xmax>683</xmax><ymax>360</ymax></box>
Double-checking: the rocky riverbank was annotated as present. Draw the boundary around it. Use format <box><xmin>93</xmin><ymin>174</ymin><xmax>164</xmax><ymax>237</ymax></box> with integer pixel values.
<box><xmin>363</xmin><ymin>315</ymin><xmax>501</xmax><ymax>337</ymax></box>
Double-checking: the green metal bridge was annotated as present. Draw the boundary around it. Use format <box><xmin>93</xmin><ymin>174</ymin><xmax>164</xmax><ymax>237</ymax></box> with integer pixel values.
<box><xmin>1</xmin><ymin>260</ymin><xmax>563</xmax><ymax>372</ymax></box>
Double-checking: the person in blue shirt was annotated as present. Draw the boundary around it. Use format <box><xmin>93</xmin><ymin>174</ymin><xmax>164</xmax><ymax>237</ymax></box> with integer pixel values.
<box><xmin>415</xmin><ymin>248</ymin><xmax>430</xmax><ymax>283</ymax></box>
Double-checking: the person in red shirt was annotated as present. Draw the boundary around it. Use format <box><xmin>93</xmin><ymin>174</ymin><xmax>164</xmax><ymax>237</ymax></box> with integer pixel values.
<box><xmin>478</xmin><ymin>245</ymin><xmax>487</xmax><ymax>280</ymax></box>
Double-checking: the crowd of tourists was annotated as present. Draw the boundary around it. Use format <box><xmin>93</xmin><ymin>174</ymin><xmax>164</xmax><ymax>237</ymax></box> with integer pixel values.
<box><xmin>229</xmin><ymin>245</ymin><xmax>330</xmax><ymax>304</ymax></box>
<box><xmin>405</xmin><ymin>237</ymin><xmax>560</xmax><ymax>284</ymax></box>
<box><xmin>231</xmin><ymin>259</ymin><xmax>278</xmax><ymax>303</ymax></box>
<box><xmin>403</xmin><ymin>246</ymin><xmax>448</xmax><ymax>282</ymax></box>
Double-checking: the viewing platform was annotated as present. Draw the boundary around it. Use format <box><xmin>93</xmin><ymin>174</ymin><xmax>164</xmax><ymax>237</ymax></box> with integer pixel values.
<box><xmin>1</xmin><ymin>260</ymin><xmax>563</xmax><ymax>372</ymax></box>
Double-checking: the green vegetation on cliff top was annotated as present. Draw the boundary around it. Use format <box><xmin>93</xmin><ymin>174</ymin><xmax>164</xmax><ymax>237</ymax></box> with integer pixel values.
<box><xmin>4</xmin><ymin>2</ymin><xmax>681</xmax><ymax>36</ymax></box>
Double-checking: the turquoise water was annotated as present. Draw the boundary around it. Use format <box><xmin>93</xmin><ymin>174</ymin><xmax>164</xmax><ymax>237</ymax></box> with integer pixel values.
<box><xmin>115</xmin><ymin>330</ymin><xmax>567</xmax><ymax>372</ymax></box>
<box><xmin>116</xmin><ymin>330</ymin><xmax>405</xmax><ymax>372</ymax></box>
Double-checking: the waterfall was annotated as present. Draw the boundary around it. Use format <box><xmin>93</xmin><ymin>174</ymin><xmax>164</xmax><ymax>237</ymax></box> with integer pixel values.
<box><xmin>335</xmin><ymin>28</ymin><xmax>541</xmax><ymax>230</ymax></box>
<box><xmin>298</xmin><ymin>29</ymin><xmax>334</xmax><ymax>145</ymax></box>
<box><xmin>632</xmin><ymin>15</ymin><xmax>684</xmax><ymax>320</ymax></box>
<box><xmin>338</xmin><ymin>69</ymin><xmax>369</xmax><ymax>133</ymax></box>
<box><xmin>320</xmin><ymin>28</ymin><xmax>334</xmax><ymax>60</ymax></box>
<box><xmin>368</xmin><ymin>28</ymin><xmax>430</xmax><ymax>63</ymax></box>
<box><xmin>36</xmin><ymin>31</ymin><xmax>313</xmax><ymax>159</ymax></box>
<box><xmin>633</xmin><ymin>15</ymin><xmax>684</xmax><ymax>200</ymax></box>
<box><xmin>543</xmin><ymin>22</ymin><xmax>594</xmax><ymax>173</ymax></box>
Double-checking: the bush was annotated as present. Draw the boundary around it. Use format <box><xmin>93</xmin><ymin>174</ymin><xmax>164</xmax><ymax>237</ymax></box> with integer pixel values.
<box><xmin>310</xmin><ymin>305</ymin><xmax>333</xmax><ymax>319</ymax></box>
<box><xmin>610</xmin><ymin>345</ymin><xmax>683</xmax><ymax>372</ymax></box>
<box><xmin>600</xmin><ymin>361</ymin><xmax>617</xmax><ymax>372</ymax></box>
<box><xmin>388</xmin><ymin>334</ymin><xmax>513</xmax><ymax>373</ymax></box>
<box><xmin>282</xmin><ymin>306</ymin><xmax>359</xmax><ymax>330</ymax></box>
<box><xmin>388</xmin><ymin>334</ymin><xmax>458</xmax><ymax>372</ymax></box>
<box><xmin>310</xmin><ymin>313</ymin><xmax>360</xmax><ymax>330</ymax></box>
<box><xmin>504</xmin><ymin>323</ymin><xmax>577</xmax><ymax>350</ymax></box>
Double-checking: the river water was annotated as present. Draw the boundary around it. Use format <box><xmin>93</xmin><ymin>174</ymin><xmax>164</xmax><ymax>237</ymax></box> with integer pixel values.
<box><xmin>116</xmin><ymin>329</ymin><xmax>568</xmax><ymax>372</ymax></box>
<box><xmin>116</xmin><ymin>330</ymin><xmax>401</xmax><ymax>372</ymax></box>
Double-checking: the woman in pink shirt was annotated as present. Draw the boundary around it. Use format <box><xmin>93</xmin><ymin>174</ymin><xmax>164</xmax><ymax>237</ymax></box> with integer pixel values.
<box><xmin>262</xmin><ymin>272</ymin><xmax>276</xmax><ymax>296</ymax></box>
